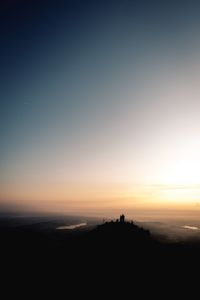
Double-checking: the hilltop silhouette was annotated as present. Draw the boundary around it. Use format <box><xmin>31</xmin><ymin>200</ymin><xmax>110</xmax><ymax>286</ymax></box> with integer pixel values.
<box><xmin>1</xmin><ymin>213</ymin><xmax>200</xmax><ymax>297</ymax></box>
<box><xmin>88</xmin><ymin>217</ymin><xmax>156</xmax><ymax>249</ymax></box>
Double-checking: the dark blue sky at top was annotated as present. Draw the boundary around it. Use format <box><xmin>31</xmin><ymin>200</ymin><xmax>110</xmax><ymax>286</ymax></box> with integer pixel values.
<box><xmin>1</xmin><ymin>0</ymin><xmax>200</xmax><ymax>187</ymax></box>
<box><xmin>2</xmin><ymin>0</ymin><xmax>200</xmax><ymax>84</ymax></box>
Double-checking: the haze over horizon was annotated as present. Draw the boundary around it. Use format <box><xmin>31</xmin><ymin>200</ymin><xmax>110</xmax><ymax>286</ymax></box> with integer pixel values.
<box><xmin>1</xmin><ymin>0</ymin><xmax>200</xmax><ymax>216</ymax></box>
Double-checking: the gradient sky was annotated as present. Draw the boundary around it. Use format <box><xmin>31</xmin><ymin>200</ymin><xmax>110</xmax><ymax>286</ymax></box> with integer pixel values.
<box><xmin>1</xmin><ymin>0</ymin><xmax>200</xmax><ymax>215</ymax></box>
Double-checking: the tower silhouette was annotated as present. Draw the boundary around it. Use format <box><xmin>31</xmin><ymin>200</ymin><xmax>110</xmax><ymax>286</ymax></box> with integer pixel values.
<box><xmin>120</xmin><ymin>214</ymin><xmax>125</xmax><ymax>223</ymax></box>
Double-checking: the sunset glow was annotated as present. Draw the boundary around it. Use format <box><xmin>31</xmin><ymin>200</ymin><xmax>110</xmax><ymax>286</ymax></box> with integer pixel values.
<box><xmin>1</xmin><ymin>1</ymin><xmax>200</xmax><ymax>217</ymax></box>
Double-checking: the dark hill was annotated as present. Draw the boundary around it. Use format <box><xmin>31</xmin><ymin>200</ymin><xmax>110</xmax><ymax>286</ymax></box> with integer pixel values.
<box><xmin>88</xmin><ymin>220</ymin><xmax>156</xmax><ymax>248</ymax></box>
<box><xmin>1</xmin><ymin>216</ymin><xmax>200</xmax><ymax>297</ymax></box>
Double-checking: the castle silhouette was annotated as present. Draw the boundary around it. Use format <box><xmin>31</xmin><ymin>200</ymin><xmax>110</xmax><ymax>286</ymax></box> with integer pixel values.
<box><xmin>120</xmin><ymin>214</ymin><xmax>125</xmax><ymax>223</ymax></box>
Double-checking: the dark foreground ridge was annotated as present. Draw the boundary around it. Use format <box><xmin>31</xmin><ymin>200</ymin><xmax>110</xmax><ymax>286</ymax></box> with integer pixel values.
<box><xmin>1</xmin><ymin>214</ymin><xmax>200</xmax><ymax>296</ymax></box>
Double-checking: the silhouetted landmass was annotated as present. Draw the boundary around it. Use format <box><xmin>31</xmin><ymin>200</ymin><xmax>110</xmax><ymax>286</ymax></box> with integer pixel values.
<box><xmin>1</xmin><ymin>215</ymin><xmax>200</xmax><ymax>296</ymax></box>
<box><xmin>88</xmin><ymin>220</ymin><xmax>157</xmax><ymax>251</ymax></box>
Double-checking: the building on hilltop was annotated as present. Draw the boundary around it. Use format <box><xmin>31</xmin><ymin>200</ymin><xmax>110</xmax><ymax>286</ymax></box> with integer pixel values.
<box><xmin>120</xmin><ymin>214</ymin><xmax>125</xmax><ymax>223</ymax></box>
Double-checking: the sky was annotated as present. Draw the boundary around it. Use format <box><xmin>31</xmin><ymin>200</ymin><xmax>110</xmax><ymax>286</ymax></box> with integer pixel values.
<box><xmin>1</xmin><ymin>0</ymin><xmax>200</xmax><ymax>216</ymax></box>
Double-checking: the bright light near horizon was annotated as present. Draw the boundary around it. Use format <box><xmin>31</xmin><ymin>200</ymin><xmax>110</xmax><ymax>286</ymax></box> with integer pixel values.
<box><xmin>152</xmin><ymin>150</ymin><xmax>200</xmax><ymax>204</ymax></box>
<box><xmin>165</xmin><ymin>159</ymin><xmax>200</xmax><ymax>186</ymax></box>
<box><xmin>152</xmin><ymin>146</ymin><xmax>200</xmax><ymax>204</ymax></box>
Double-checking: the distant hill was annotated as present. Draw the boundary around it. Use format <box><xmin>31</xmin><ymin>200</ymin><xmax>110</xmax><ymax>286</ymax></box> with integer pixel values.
<box><xmin>89</xmin><ymin>220</ymin><xmax>156</xmax><ymax>248</ymax></box>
